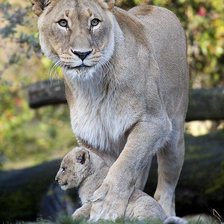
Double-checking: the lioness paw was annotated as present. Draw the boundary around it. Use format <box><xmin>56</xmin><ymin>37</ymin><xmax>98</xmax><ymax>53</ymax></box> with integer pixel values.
<box><xmin>89</xmin><ymin>179</ymin><xmax>130</xmax><ymax>221</ymax></box>
<box><xmin>72</xmin><ymin>204</ymin><xmax>91</xmax><ymax>220</ymax></box>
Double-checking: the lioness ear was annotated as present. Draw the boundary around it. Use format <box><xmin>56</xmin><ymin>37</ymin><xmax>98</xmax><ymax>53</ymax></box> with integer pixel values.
<box><xmin>98</xmin><ymin>0</ymin><xmax>115</xmax><ymax>10</ymax></box>
<box><xmin>105</xmin><ymin>0</ymin><xmax>115</xmax><ymax>9</ymax></box>
<box><xmin>31</xmin><ymin>0</ymin><xmax>51</xmax><ymax>16</ymax></box>
<box><xmin>76</xmin><ymin>149</ymin><xmax>90</xmax><ymax>165</ymax></box>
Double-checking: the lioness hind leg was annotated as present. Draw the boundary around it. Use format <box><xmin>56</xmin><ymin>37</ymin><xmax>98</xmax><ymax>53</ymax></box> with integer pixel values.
<box><xmin>154</xmin><ymin>124</ymin><xmax>185</xmax><ymax>216</ymax></box>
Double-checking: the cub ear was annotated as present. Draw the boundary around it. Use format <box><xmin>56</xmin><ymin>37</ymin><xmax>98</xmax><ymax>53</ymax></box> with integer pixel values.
<box><xmin>76</xmin><ymin>149</ymin><xmax>90</xmax><ymax>165</ymax></box>
<box><xmin>31</xmin><ymin>0</ymin><xmax>51</xmax><ymax>16</ymax></box>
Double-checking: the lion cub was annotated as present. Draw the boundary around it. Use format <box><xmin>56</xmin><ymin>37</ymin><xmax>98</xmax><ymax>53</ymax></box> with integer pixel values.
<box><xmin>55</xmin><ymin>147</ymin><xmax>167</xmax><ymax>221</ymax></box>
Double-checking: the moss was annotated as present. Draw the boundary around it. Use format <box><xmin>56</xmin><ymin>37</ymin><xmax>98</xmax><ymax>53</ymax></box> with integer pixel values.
<box><xmin>0</xmin><ymin>185</ymin><xmax>44</xmax><ymax>220</ymax></box>
<box><xmin>0</xmin><ymin>161</ymin><xmax>59</xmax><ymax>221</ymax></box>
<box><xmin>205</xmin><ymin>167</ymin><xmax>224</xmax><ymax>197</ymax></box>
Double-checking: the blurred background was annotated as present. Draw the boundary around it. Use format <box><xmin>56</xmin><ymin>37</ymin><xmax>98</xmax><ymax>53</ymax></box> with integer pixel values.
<box><xmin>0</xmin><ymin>0</ymin><xmax>224</xmax><ymax>222</ymax></box>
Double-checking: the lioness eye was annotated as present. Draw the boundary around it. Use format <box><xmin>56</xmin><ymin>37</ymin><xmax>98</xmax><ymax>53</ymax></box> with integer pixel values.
<box><xmin>91</xmin><ymin>18</ymin><xmax>100</xmax><ymax>27</ymax></box>
<box><xmin>58</xmin><ymin>19</ymin><xmax>68</xmax><ymax>28</ymax></box>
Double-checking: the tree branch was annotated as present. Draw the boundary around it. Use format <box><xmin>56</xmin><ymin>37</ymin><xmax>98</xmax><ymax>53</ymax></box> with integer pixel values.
<box><xmin>28</xmin><ymin>80</ymin><xmax>224</xmax><ymax>121</ymax></box>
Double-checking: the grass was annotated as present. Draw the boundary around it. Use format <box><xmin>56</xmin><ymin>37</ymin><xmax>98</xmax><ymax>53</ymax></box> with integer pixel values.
<box><xmin>29</xmin><ymin>218</ymin><xmax>163</xmax><ymax>224</ymax></box>
<box><xmin>26</xmin><ymin>215</ymin><xmax>219</xmax><ymax>224</ymax></box>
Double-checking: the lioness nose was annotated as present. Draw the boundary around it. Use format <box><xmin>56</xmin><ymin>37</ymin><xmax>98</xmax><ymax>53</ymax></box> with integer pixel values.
<box><xmin>71</xmin><ymin>50</ymin><xmax>92</xmax><ymax>60</ymax></box>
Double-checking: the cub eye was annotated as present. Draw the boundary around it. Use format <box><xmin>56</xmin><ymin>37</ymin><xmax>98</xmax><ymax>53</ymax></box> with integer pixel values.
<box><xmin>91</xmin><ymin>18</ymin><xmax>100</xmax><ymax>27</ymax></box>
<box><xmin>58</xmin><ymin>19</ymin><xmax>68</xmax><ymax>28</ymax></box>
<box><xmin>62</xmin><ymin>167</ymin><xmax>66</xmax><ymax>172</ymax></box>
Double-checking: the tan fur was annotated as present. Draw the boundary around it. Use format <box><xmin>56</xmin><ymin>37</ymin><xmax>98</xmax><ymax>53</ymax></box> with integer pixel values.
<box><xmin>56</xmin><ymin>147</ymin><xmax>167</xmax><ymax>221</ymax></box>
<box><xmin>33</xmin><ymin>0</ymin><xmax>189</xmax><ymax>220</ymax></box>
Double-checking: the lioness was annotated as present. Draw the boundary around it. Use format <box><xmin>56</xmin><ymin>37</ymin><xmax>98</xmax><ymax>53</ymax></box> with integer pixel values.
<box><xmin>32</xmin><ymin>0</ymin><xmax>189</xmax><ymax>220</ymax></box>
<box><xmin>55</xmin><ymin>147</ymin><xmax>167</xmax><ymax>221</ymax></box>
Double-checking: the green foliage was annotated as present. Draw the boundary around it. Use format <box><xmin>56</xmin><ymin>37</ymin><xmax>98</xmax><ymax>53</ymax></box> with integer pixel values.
<box><xmin>0</xmin><ymin>2</ymin><xmax>40</xmax><ymax>61</ymax></box>
<box><xmin>0</xmin><ymin>2</ymin><xmax>26</xmax><ymax>38</ymax></box>
<box><xmin>0</xmin><ymin>84</ymin><xmax>33</xmax><ymax>164</ymax></box>
<box><xmin>0</xmin><ymin>83</ymin><xmax>75</xmax><ymax>167</ymax></box>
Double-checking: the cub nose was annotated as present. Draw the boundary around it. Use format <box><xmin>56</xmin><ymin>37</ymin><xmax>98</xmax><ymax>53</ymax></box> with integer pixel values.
<box><xmin>55</xmin><ymin>177</ymin><xmax>59</xmax><ymax>183</ymax></box>
<box><xmin>71</xmin><ymin>50</ymin><xmax>92</xmax><ymax>60</ymax></box>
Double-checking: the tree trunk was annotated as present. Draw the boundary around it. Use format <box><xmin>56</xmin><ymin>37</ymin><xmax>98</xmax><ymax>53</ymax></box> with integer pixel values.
<box><xmin>0</xmin><ymin>133</ymin><xmax>224</xmax><ymax>221</ymax></box>
<box><xmin>28</xmin><ymin>80</ymin><xmax>224</xmax><ymax>121</ymax></box>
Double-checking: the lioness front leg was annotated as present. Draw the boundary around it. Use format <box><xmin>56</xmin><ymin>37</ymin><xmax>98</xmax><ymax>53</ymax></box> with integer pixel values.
<box><xmin>90</xmin><ymin>116</ymin><xmax>172</xmax><ymax>221</ymax></box>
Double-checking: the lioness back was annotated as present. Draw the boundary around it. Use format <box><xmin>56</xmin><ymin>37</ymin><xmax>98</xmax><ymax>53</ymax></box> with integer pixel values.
<box><xmin>122</xmin><ymin>5</ymin><xmax>189</xmax><ymax>118</ymax></box>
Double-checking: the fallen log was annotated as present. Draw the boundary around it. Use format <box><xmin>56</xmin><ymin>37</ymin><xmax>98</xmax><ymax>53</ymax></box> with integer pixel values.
<box><xmin>28</xmin><ymin>80</ymin><xmax>66</xmax><ymax>108</ymax></box>
<box><xmin>28</xmin><ymin>79</ymin><xmax>224</xmax><ymax>121</ymax></box>
<box><xmin>0</xmin><ymin>133</ymin><xmax>224</xmax><ymax>221</ymax></box>
<box><xmin>188</xmin><ymin>88</ymin><xmax>224</xmax><ymax>121</ymax></box>
<box><xmin>0</xmin><ymin>160</ymin><xmax>61</xmax><ymax>221</ymax></box>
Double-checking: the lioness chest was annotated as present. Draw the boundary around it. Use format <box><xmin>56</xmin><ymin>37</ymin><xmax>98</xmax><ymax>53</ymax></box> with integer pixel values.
<box><xmin>69</xmin><ymin>86</ymin><xmax>138</xmax><ymax>155</ymax></box>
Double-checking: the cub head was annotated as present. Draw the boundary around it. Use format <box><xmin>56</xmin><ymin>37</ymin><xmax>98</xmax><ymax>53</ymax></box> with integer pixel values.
<box><xmin>55</xmin><ymin>147</ymin><xmax>91</xmax><ymax>190</ymax></box>
<box><xmin>32</xmin><ymin>0</ymin><xmax>116</xmax><ymax>77</ymax></box>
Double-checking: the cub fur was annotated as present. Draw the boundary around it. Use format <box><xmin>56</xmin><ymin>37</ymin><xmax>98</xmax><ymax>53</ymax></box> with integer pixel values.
<box><xmin>33</xmin><ymin>0</ymin><xmax>189</xmax><ymax>219</ymax></box>
<box><xmin>55</xmin><ymin>147</ymin><xmax>167</xmax><ymax>221</ymax></box>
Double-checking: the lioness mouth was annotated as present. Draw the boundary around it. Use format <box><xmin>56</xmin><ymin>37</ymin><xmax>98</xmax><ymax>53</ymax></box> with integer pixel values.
<box><xmin>76</xmin><ymin>64</ymin><xmax>91</xmax><ymax>69</ymax></box>
<box><xmin>65</xmin><ymin>64</ymin><xmax>91</xmax><ymax>70</ymax></box>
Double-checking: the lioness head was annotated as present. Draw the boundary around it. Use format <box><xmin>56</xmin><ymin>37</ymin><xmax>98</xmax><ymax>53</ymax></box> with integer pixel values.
<box><xmin>32</xmin><ymin>0</ymin><xmax>116</xmax><ymax>77</ymax></box>
<box><xmin>55</xmin><ymin>147</ymin><xmax>91</xmax><ymax>190</ymax></box>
